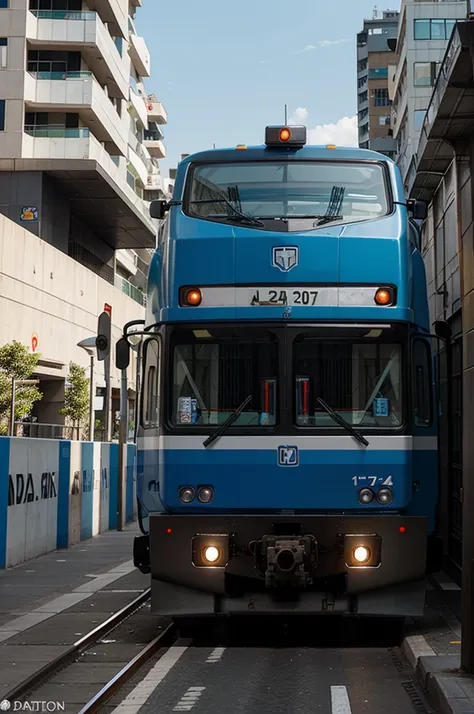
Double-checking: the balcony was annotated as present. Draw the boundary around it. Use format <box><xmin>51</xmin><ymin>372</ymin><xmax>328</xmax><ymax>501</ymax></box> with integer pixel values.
<box><xmin>127</xmin><ymin>132</ymin><xmax>148</xmax><ymax>186</ymax></box>
<box><xmin>20</xmin><ymin>128</ymin><xmax>155</xmax><ymax>249</ymax></box>
<box><xmin>114</xmin><ymin>274</ymin><xmax>146</xmax><ymax>306</ymax></box>
<box><xmin>129</xmin><ymin>87</ymin><xmax>148</xmax><ymax>128</ymax></box>
<box><xmin>129</xmin><ymin>33</ymin><xmax>150</xmax><ymax>77</ymax></box>
<box><xmin>144</xmin><ymin>128</ymin><xmax>166</xmax><ymax>159</ymax></box>
<box><xmin>146</xmin><ymin>95</ymin><xmax>167</xmax><ymax>124</ymax></box>
<box><xmin>86</xmin><ymin>0</ymin><xmax>128</xmax><ymax>39</ymax></box>
<box><xmin>145</xmin><ymin>171</ymin><xmax>163</xmax><ymax>192</ymax></box>
<box><xmin>116</xmin><ymin>248</ymin><xmax>138</xmax><ymax>276</ymax></box>
<box><xmin>24</xmin><ymin>71</ymin><xmax>127</xmax><ymax>155</ymax></box>
<box><xmin>26</xmin><ymin>10</ymin><xmax>128</xmax><ymax>99</ymax></box>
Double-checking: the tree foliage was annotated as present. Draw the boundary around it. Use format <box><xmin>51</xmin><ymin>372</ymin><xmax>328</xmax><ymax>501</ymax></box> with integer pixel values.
<box><xmin>0</xmin><ymin>341</ymin><xmax>42</xmax><ymax>435</ymax></box>
<box><xmin>60</xmin><ymin>362</ymin><xmax>89</xmax><ymax>425</ymax></box>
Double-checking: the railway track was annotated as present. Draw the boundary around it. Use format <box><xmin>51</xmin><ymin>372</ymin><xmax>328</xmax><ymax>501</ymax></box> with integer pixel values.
<box><xmin>3</xmin><ymin>588</ymin><xmax>178</xmax><ymax>713</ymax></box>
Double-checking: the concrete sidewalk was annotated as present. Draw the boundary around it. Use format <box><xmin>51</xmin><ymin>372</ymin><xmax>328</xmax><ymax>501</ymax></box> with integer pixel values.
<box><xmin>403</xmin><ymin>574</ymin><xmax>474</xmax><ymax>713</ymax></box>
<box><xmin>0</xmin><ymin>523</ymin><xmax>152</xmax><ymax>695</ymax></box>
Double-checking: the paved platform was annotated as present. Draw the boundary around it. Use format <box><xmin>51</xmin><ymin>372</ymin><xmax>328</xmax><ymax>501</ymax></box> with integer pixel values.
<box><xmin>0</xmin><ymin>523</ymin><xmax>151</xmax><ymax>696</ymax></box>
<box><xmin>403</xmin><ymin>573</ymin><xmax>474</xmax><ymax>713</ymax></box>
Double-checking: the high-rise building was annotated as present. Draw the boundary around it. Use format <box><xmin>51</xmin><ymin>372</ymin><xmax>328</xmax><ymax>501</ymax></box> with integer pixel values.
<box><xmin>0</xmin><ymin>0</ymin><xmax>168</xmax><ymax>437</ymax></box>
<box><xmin>389</xmin><ymin>0</ymin><xmax>467</xmax><ymax>187</ymax></box>
<box><xmin>356</xmin><ymin>9</ymin><xmax>399</xmax><ymax>158</ymax></box>
<box><xmin>0</xmin><ymin>0</ymin><xmax>168</xmax><ymax>306</ymax></box>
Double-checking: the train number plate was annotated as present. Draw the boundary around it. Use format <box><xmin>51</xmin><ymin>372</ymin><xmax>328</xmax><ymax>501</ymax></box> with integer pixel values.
<box><xmin>250</xmin><ymin>288</ymin><xmax>319</xmax><ymax>306</ymax></box>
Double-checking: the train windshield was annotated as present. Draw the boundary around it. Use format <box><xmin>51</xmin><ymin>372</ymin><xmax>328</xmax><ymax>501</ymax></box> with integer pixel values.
<box><xmin>294</xmin><ymin>327</ymin><xmax>403</xmax><ymax>428</ymax></box>
<box><xmin>185</xmin><ymin>161</ymin><xmax>389</xmax><ymax>231</ymax></box>
<box><xmin>170</xmin><ymin>327</ymin><xmax>278</xmax><ymax>427</ymax></box>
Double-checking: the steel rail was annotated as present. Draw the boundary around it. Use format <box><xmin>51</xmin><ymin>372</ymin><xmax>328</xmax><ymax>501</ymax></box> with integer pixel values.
<box><xmin>77</xmin><ymin>622</ymin><xmax>177</xmax><ymax>713</ymax></box>
<box><xmin>4</xmin><ymin>587</ymin><xmax>151</xmax><ymax>703</ymax></box>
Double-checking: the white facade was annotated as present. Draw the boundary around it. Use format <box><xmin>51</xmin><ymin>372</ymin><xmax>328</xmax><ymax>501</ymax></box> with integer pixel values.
<box><xmin>0</xmin><ymin>0</ymin><xmax>168</xmax><ymax>436</ymax></box>
<box><xmin>390</xmin><ymin>0</ymin><xmax>467</xmax><ymax>187</ymax></box>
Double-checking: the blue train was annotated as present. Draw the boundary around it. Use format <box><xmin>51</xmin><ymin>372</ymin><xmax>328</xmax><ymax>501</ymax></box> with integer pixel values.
<box><xmin>117</xmin><ymin>125</ymin><xmax>449</xmax><ymax>620</ymax></box>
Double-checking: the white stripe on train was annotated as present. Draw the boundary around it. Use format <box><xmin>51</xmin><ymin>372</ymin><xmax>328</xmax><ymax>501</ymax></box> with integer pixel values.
<box><xmin>137</xmin><ymin>435</ymin><xmax>438</xmax><ymax>451</ymax></box>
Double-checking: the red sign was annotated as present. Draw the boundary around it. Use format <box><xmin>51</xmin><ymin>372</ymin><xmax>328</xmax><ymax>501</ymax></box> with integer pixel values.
<box><xmin>104</xmin><ymin>303</ymin><xmax>112</xmax><ymax>317</ymax></box>
<box><xmin>31</xmin><ymin>333</ymin><xmax>39</xmax><ymax>353</ymax></box>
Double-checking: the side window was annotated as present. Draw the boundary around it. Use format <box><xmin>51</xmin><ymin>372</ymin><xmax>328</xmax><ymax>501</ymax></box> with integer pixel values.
<box><xmin>142</xmin><ymin>338</ymin><xmax>160</xmax><ymax>428</ymax></box>
<box><xmin>412</xmin><ymin>338</ymin><xmax>432</xmax><ymax>426</ymax></box>
<box><xmin>157</xmin><ymin>214</ymin><xmax>169</xmax><ymax>247</ymax></box>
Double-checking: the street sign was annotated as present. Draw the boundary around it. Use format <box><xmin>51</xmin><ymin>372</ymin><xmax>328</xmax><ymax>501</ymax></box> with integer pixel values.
<box><xmin>31</xmin><ymin>333</ymin><xmax>39</xmax><ymax>353</ymax></box>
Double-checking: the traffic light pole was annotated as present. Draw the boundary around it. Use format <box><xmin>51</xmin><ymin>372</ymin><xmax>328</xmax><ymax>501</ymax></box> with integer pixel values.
<box><xmin>104</xmin><ymin>351</ymin><xmax>111</xmax><ymax>442</ymax></box>
<box><xmin>117</xmin><ymin>366</ymin><xmax>128</xmax><ymax>531</ymax></box>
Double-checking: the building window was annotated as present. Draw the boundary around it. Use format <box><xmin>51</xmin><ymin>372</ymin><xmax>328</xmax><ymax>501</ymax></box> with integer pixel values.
<box><xmin>0</xmin><ymin>100</ymin><xmax>5</xmax><ymax>131</ymax></box>
<box><xmin>359</xmin><ymin>90</ymin><xmax>368</xmax><ymax>103</ymax></box>
<box><xmin>0</xmin><ymin>0</ymin><xmax>8</xmax><ymax>7</ymax></box>
<box><xmin>373</xmin><ymin>88</ymin><xmax>390</xmax><ymax>107</ymax></box>
<box><xmin>368</xmin><ymin>67</ymin><xmax>388</xmax><ymax>79</ymax></box>
<box><xmin>379</xmin><ymin>115</ymin><xmax>391</xmax><ymax>126</ymax></box>
<box><xmin>414</xmin><ymin>19</ymin><xmax>457</xmax><ymax>41</ymax></box>
<box><xmin>0</xmin><ymin>38</ymin><xmax>6</xmax><ymax>69</ymax></box>
<box><xmin>414</xmin><ymin>110</ymin><xmax>426</xmax><ymax>130</ymax></box>
<box><xmin>414</xmin><ymin>61</ymin><xmax>441</xmax><ymax>86</ymax></box>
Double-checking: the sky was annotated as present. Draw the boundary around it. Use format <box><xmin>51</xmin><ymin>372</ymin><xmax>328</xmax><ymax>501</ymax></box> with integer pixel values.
<box><xmin>135</xmin><ymin>0</ymin><xmax>391</xmax><ymax>177</ymax></box>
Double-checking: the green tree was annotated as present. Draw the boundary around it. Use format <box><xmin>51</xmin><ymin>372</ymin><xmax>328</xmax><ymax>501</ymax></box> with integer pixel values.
<box><xmin>60</xmin><ymin>362</ymin><xmax>89</xmax><ymax>434</ymax></box>
<box><xmin>0</xmin><ymin>340</ymin><xmax>42</xmax><ymax>435</ymax></box>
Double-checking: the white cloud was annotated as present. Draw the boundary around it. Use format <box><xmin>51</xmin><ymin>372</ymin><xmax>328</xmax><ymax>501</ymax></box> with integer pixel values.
<box><xmin>292</xmin><ymin>44</ymin><xmax>317</xmax><ymax>55</ymax></box>
<box><xmin>318</xmin><ymin>39</ymin><xmax>351</xmax><ymax>47</ymax></box>
<box><xmin>288</xmin><ymin>108</ymin><xmax>358</xmax><ymax>147</ymax></box>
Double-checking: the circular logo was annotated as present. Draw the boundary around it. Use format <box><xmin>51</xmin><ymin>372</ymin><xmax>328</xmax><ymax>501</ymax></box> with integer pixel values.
<box><xmin>0</xmin><ymin>700</ymin><xmax>11</xmax><ymax>711</ymax></box>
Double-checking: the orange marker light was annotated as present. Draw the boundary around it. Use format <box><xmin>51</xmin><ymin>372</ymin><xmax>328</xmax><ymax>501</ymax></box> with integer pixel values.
<box><xmin>236</xmin><ymin>144</ymin><xmax>247</xmax><ymax>150</ymax></box>
<box><xmin>186</xmin><ymin>288</ymin><xmax>202</xmax><ymax>306</ymax></box>
<box><xmin>326</xmin><ymin>144</ymin><xmax>337</xmax><ymax>150</ymax></box>
<box><xmin>279</xmin><ymin>127</ymin><xmax>291</xmax><ymax>142</ymax></box>
<box><xmin>375</xmin><ymin>288</ymin><xmax>393</xmax><ymax>305</ymax></box>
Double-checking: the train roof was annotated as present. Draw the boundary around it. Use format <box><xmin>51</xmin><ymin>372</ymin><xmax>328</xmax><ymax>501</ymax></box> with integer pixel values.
<box><xmin>178</xmin><ymin>144</ymin><xmax>395</xmax><ymax>166</ymax></box>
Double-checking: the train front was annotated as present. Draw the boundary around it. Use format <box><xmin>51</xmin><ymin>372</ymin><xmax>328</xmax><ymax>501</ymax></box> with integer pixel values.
<box><xmin>135</xmin><ymin>126</ymin><xmax>441</xmax><ymax>619</ymax></box>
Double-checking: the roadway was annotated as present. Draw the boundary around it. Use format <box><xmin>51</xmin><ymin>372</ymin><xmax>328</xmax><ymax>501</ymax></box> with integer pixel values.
<box><xmin>0</xmin><ymin>525</ymin><xmax>465</xmax><ymax>714</ymax></box>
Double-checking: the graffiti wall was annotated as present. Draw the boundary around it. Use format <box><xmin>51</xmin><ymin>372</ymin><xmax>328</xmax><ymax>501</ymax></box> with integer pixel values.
<box><xmin>0</xmin><ymin>437</ymin><xmax>136</xmax><ymax>568</ymax></box>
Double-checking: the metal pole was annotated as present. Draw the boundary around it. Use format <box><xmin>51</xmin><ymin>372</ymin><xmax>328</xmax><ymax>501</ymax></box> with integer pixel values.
<box><xmin>104</xmin><ymin>351</ymin><xmax>111</xmax><ymax>442</ymax></box>
<box><xmin>89</xmin><ymin>354</ymin><xmax>94</xmax><ymax>441</ymax></box>
<box><xmin>117</xmin><ymin>367</ymin><xmax>128</xmax><ymax>531</ymax></box>
<box><xmin>133</xmin><ymin>345</ymin><xmax>141</xmax><ymax>444</ymax></box>
<box><xmin>284</xmin><ymin>104</ymin><xmax>288</xmax><ymax>124</ymax></box>
<box><xmin>9</xmin><ymin>377</ymin><xmax>15</xmax><ymax>436</ymax></box>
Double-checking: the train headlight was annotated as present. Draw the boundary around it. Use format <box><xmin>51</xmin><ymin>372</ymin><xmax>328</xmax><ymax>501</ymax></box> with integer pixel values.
<box><xmin>203</xmin><ymin>546</ymin><xmax>220</xmax><ymax>563</ymax></box>
<box><xmin>359</xmin><ymin>488</ymin><xmax>374</xmax><ymax>504</ymax></box>
<box><xmin>197</xmin><ymin>486</ymin><xmax>214</xmax><ymax>503</ymax></box>
<box><xmin>192</xmin><ymin>534</ymin><xmax>229</xmax><ymax>568</ymax></box>
<box><xmin>178</xmin><ymin>486</ymin><xmax>195</xmax><ymax>503</ymax></box>
<box><xmin>181</xmin><ymin>287</ymin><xmax>202</xmax><ymax>306</ymax></box>
<box><xmin>374</xmin><ymin>287</ymin><xmax>394</xmax><ymax>306</ymax></box>
<box><xmin>377</xmin><ymin>488</ymin><xmax>393</xmax><ymax>505</ymax></box>
<box><xmin>344</xmin><ymin>534</ymin><xmax>382</xmax><ymax>568</ymax></box>
<box><xmin>353</xmin><ymin>546</ymin><xmax>370</xmax><ymax>563</ymax></box>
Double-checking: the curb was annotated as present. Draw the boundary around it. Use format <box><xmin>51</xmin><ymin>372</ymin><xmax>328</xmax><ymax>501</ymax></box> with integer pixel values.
<box><xmin>402</xmin><ymin>636</ymin><xmax>474</xmax><ymax>714</ymax></box>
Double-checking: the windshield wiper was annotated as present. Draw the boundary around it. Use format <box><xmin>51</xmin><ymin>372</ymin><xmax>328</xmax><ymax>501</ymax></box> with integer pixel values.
<box><xmin>316</xmin><ymin>397</ymin><xmax>369</xmax><ymax>447</ymax></box>
<box><xmin>203</xmin><ymin>395</ymin><xmax>253</xmax><ymax>448</ymax></box>
<box><xmin>189</xmin><ymin>199</ymin><xmax>264</xmax><ymax>227</ymax></box>
<box><xmin>312</xmin><ymin>215</ymin><xmax>344</xmax><ymax>226</ymax></box>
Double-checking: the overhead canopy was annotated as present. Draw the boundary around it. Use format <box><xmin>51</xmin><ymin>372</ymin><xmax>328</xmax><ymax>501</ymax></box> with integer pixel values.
<box><xmin>409</xmin><ymin>20</ymin><xmax>474</xmax><ymax>202</ymax></box>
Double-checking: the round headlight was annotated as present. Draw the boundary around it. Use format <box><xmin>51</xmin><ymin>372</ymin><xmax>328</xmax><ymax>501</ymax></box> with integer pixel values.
<box><xmin>179</xmin><ymin>486</ymin><xmax>195</xmax><ymax>503</ymax></box>
<box><xmin>203</xmin><ymin>546</ymin><xmax>220</xmax><ymax>563</ymax></box>
<box><xmin>359</xmin><ymin>488</ymin><xmax>374</xmax><ymax>504</ymax></box>
<box><xmin>198</xmin><ymin>486</ymin><xmax>214</xmax><ymax>503</ymax></box>
<box><xmin>377</xmin><ymin>488</ymin><xmax>393</xmax><ymax>505</ymax></box>
<box><xmin>353</xmin><ymin>546</ymin><xmax>370</xmax><ymax>563</ymax></box>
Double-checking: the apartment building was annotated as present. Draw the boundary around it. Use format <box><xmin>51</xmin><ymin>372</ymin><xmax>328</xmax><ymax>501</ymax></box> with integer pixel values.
<box><xmin>357</xmin><ymin>9</ymin><xmax>399</xmax><ymax>158</ymax></box>
<box><xmin>389</xmin><ymin>0</ymin><xmax>467</xmax><ymax>187</ymax></box>
<box><xmin>0</xmin><ymin>0</ymin><xmax>168</xmax><ymax>438</ymax></box>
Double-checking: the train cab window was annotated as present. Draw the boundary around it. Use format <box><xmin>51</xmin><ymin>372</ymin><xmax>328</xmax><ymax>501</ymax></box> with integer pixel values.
<box><xmin>169</xmin><ymin>326</ymin><xmax>278</xmax><ymax>427</ymax></box>
<box><xmin>142</xmin><ymin>338</ymin><xmax>160</xmax><ymax>428</ymax></box>
<box><xmin>412</xmin><ymin>338</ymin><xmax>432</xmax><ymax>426</ymax></box>
<box><xmin>293</xmin><ymin>326</ymin><xmax>403</xmax><ymax>429</ymax></box>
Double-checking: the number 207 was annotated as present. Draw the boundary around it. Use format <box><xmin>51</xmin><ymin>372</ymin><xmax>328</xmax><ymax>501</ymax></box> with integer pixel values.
<box><xmin>268</xmin><ymin>290</ymin><xmax>318</xmax><ymax>305</ymax></box>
